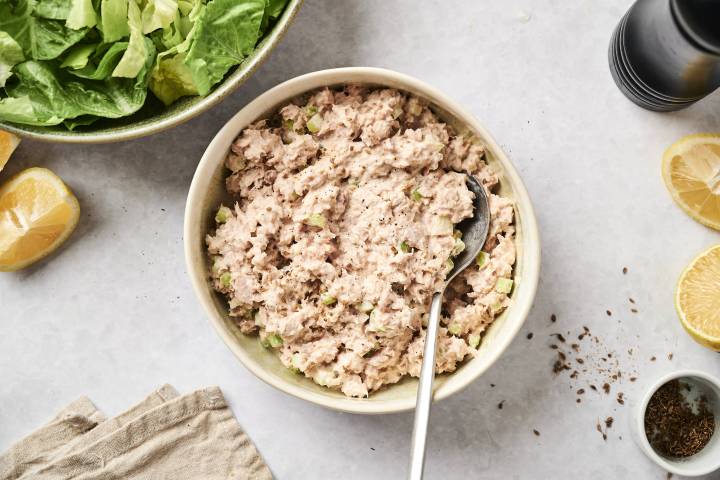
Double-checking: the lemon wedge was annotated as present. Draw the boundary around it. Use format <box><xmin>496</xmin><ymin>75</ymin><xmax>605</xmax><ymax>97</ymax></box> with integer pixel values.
<box><xmin>0</xmin><ymin>167</ymin><xmax>80</xmax><ymax>271</ymax></box>
<box><xmin>676</xmin><ymin>245</ymin><xmax>720</xmax><ymax>351</ymax></box>
<box><xmin>0</xmin><ymin>130</ymin><xmax>21</xmax><ymax>173</ymax></box>
<box><xmin>662</xmin><ymin>134</ymin><xmax>720</xmax><ymax>230</ymax></box>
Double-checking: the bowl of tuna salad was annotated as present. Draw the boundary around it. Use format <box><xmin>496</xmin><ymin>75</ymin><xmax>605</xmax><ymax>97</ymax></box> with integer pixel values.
<box><xmin>185</xmin><ymin>68</ymin><xmax>540</xmax><ymax>414</ymax></box>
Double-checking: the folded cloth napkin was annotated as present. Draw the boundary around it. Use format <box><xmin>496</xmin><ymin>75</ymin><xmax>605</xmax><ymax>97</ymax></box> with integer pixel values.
<box><xmin>0</xmin><ymin>397</ymin><xmax>106</xmax><ymax>480</ymax></box>
<box><xmin>1</xmin><ymin>386</ymin><xmax>272</xmax><ymax>480</ymax></box>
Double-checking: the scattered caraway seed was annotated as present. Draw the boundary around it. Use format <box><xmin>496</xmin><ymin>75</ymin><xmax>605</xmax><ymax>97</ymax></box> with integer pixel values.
<box><xmin>576</xmin><ymin>358</ymin><xmax>584</xmax><ymax>364</ymax></box>
<box><xmin>668</xmin><ymin>353</ymin><xmax>673</xmax><ymax>361</ymax></box>
<box><xmin>576</xmin><ymin>398</ymin><xmax>581</xmax><ymax>403</ymax></box>
<box><xmin>617</xmin><ymin>393</ymin><xmax>625</xmax><ymax>405</ymax></box>
<box><xmin>651</xmin><ymin>356</ymin><xmax>656</xmax><ymax>362</ymax></box>
<box><xmin>497</xmin><ymin>400</ymin><xmax>504</xmax><ymax>410</ymax></box>
<box><xmin>526</xmin><ymin>332</ymin><xmax>533</xmax><ymax>340</ymax></box>
<box><xmin>603</xmin><ymin>383</ymin><xmax>611</xmax><ymax>394</ymax></box>
<box><xmin>606</xmin><ymin>310</ymin><xmax>612</xmax><ymax>316</ymax></box>
<box><xmin>571</xmin><ymin>343</ymin><xmax>579</xmax><ymax>352</ymax></box>
<box><xmin>596</xmin><ymin>421</ymin><xmax>608</xmax><ymax>441</ymax></box>
<box><xmin>550</xmin><ymin>344</ymin><xmax>559</xmax><ymax>350</ymax></box>
<box><xmin>533</xmin><ymin>429</ymin><xmax>540</xmax><ymax>436</ymax></box>
<box><xmin>630</xmin><ymin>377</ymin><xmax>637</xmax><ymax>382</ymax></box>
<box><xmin>590</xmin><ymin>384</ymin><xmax>598</xmax><ymax>392</ymax></box>
<box><xmin>623</xmin><ymin>267</ymin><xmax>628</xmax><ymax>274</ymax></box>
<box><xmin>577</xmin><ymin>389</ymin><xmax>585</xmax><ymax>395</ymax></box>
<box><xmin>629</xmin><ymin>298</ymin><xmax>635</xmax><ymax>304</ymax></box>
<box><xmin>551</xmin><ymin>314</ymin><xmax>557</xmax><ymax>323</ymax></box>
<box><xmin>631</xmin><ymin>308</ymin><xmax>638</xmax><ymax>314</ymax></box>
<box><xmin>370</xmin><ymin>447</ymin><xmax>375</xmax><ymax>451</ymax></box>
<box><xmin>605</xmin><ymin>417</ymin><xmax>614</xmax><ymax>429</ymax></box>
<box><xmin>552</xmin><ymin>333</ymin><xmax>566</xmax><ymax>343</ymax></box>
<box><xmin>490</xmin><ymin>384</ymin><xmax>495</xmax><ymax>388</ymax></box>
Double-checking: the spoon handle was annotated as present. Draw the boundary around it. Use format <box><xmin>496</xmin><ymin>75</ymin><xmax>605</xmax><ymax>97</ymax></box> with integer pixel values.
<box><xmin>408</xmin><ymin>291</ymin><xmax>444</xmax><ymax>480</ymax></box>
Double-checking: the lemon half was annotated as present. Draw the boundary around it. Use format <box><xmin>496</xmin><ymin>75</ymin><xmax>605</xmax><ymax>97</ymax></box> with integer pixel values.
<box><xmin>662</xmin><ymin>134</ymin><xmax>720</xmax><ymax>230</ymax></box>
<box><xmin>676</xmin><ymin>245</ymin><xmax>720</xmax><ymax>351</ymax></box>
<box><xmin>0</xmin><ymin>130</ymin><xmax>21</xmax><ymax>173</ymax></box>
<box><xmin>0</xmin><ymin>167</ymin><xmax>80</xmax><ymax>271</ymax></box>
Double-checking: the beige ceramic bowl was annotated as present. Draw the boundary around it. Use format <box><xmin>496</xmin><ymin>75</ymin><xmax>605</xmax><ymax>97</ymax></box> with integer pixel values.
<box><xmin>184</xmin><ymin>67</ymin><xmax>541</xmax><ymax>414</ymax></box>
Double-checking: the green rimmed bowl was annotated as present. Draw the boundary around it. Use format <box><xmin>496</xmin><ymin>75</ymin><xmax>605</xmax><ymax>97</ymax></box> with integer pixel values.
<box><xmin>0</xmin><ymin>0</ymin><xmax>303</xmax><ymax>144</ymax></box>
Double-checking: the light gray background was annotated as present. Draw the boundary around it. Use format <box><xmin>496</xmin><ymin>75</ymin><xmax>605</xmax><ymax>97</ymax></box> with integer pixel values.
<box><xmin>2</xmin><ymin>1</ymin><xmax>720</xmax><ymax>479</ymax></box>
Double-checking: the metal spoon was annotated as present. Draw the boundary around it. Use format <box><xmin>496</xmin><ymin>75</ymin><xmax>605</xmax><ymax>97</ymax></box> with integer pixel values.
<box><xmin>408</xmin><ymin>174</ymin><xmax>490</xmax><ymax>480</ymax></box>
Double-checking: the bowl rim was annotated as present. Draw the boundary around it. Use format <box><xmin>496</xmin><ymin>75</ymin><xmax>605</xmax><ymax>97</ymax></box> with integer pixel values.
<box><xmin>633</xmin><ymin>369</ymin><xmax>720</xmax><ymax>476</ymax></box>
<box><xmin>0</xmin><ymin>0</ymin><xmax>304</xmax><ymax>144</ymax></box>
<box><xmin>184</xmin><ymin>67</ymin><xmax>541</xmax><ymax>414</ymax></box>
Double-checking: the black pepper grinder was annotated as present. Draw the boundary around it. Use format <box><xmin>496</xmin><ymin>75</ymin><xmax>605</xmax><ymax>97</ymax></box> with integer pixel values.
<box><xmin>609</xmin><ymin>0</ymin><xmax>720</xmax><ymax>111</ymax></box>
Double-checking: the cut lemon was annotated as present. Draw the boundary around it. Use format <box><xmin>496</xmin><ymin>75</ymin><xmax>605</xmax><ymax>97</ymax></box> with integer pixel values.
<box><xmin>662</xmin><ymin>134</ymin><xmax>720</xmax><ymax>230</ymax></box>
<box><xmin>676</xmin><ymin>245</ymin><xmax>720</xmax><ymax>351</ymax></box>
<box><xmin>0</xmin><ymin>167</ymin><xmax>80</xmax><ymax>271</ymax></box>
<box><xmin>0</xmin><ymin>130</ymin><xmax>21</xmax><ymax>173</ymax></box>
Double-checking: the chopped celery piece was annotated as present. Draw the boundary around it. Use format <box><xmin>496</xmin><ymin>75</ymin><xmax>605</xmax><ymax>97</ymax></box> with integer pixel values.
<box><xmin>435</xmin><ymin>143</ymin><xmax>445</xmax><ymax>151</ymax></box>
<box><xmin>321</xmin><ymin>293</ymin><xmax>337</xmax><ymax>306</ymax></box>
<box><xmin>305</xmin><ymin>104</ymin><xmax>318</xmax><ymax>116</ymax></box>
<box><xmin>490</xmin><ymin>302</ymin><xmax>504</xmax><ymax>314</ymax></box>
<box><xmin>349</xmin><ymin>178</ymin><xmax>360</xmax><ymax>187</ymax></box>
<box><xmin>421</xmin><ymin>313</ymin><xmax>429</xmax><ymax>327</ymax></box>
<box><xmin>367</xmin><ymin>310</ymin><xmax>386</xmax><ymax>332</ymax></box>
<box><xmin>392</xmin><ymin>106</ymin><xmax>403</xmax><ymax>119</ymax></box>
<box><xmin>267</xmin><ymin>334</ymin><xmax>283</xmax><ymax>348</ymax></box>
<box><xmin>306</xmin><ymin>113</ymin><xmax>323</xmax><ymax>133</ymax></box>
<box><xmin>398</xmin><ymin>241</ymin><xmax>410</xmax><ymax>253</ymax></box>
<box><xmin>220</xmin><ymin>272</ymin><xmax>231</xmax><ymax>288</ymax></box>
<box><xmin>451</xmin><ymin>237</ymin><xmax>465</xmax><ymax>256</ymax></box>
<box><xmin>448</xmin><ymin>323</ymin><xmax>462</xmax><ymax>336</ymax></box>
<box><xmin>411</xmin><ymin>189</ymin><xmax>423</xmax><ymax>202</ymax></box>
<box><xmin>215</xmin><ymin>205</ymin><xmax>231</xmax><ymax>223</ymax></box>
<box><xmin>283</xmin><ymin>119</ymin><xmax>294</xmax><ymax>131</ymax></box>
<box><xmin>468</xmin><ymin>334</ymin><xmax>481</xmax><ymax>349</ymax></box>
<box><xmin>358</xmin><ymin>301</ymin><xmax>374</xmax><ymax>313</ymax></box>
<box><xmin>495</xmin><ymin>278</ymin><xmax>514</xmax><ymax>294</ymax></box>
<box><xmin>363</xmin><ymin>342</ymin><xmax>380</xmax><ymax>357</ymax></box>
<box><xmin>445</xmin><ymin>258</ymin><xmax>454</xmax><ymax>272</ymax></box>
<box><xmin>211</xmin><ymin>256</ymin><xmax>222</xmax><ymax>275</ymax></box>
<box><xmin>303</xmin><ymin>213</ymin><xmax>326</xmax><ymax>228</ymax></box>
<box><xmin>290</xmin><ymin>353</ymin><xmax>302</xmax><ymax>373</ymax></box>
<box><xmin>431</xmin><ymin>215</ymin><xmax>453</xmax><ymax>235</ymax></box>
<box><xmin>453</xmin><ymin>229</ymin><xmax>463</xmax><ymax>239</ymax></box>
<box><xmin>476</xmin><ymin>251</ymin><xmax>489</xmax><ymax>268</ymax></box>
<box><xmin>260</xmin><ymin>338</ymin><xmax>270</xmax><ymax>348</ymax></box>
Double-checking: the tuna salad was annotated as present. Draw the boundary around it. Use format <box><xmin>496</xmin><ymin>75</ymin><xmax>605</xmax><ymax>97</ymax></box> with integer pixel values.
<box><xmin>206</xmin><ymin>86</ymin><xmax>516</xmax><ymax>397</ymax></box>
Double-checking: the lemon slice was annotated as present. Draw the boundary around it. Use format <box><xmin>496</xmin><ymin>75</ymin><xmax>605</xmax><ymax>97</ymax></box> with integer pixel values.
<box><xmin>0</xmin><ymin>130</ymin><xmax>21</xmax><ymax>173</ymax></box>
<box><xmin>676</xmin><ymin>245</ymin><xmax>720</xmax><ymax>351</ymax></box>
<box><xmin>0</xmin><ymin>167</ymin><xmax>80</xmax><ymax>271</ymax></box>
<box><xmin>662</xmin><ymin>134</ymin><xmax>720</xmax><ymax>230</ymax></box>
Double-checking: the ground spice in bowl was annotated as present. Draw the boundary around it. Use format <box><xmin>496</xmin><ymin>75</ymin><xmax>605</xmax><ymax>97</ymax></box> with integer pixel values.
<box><xmin>644</xmin><ymin>379</ymin><xmax>716</xmax><ymax>458</ymax></box>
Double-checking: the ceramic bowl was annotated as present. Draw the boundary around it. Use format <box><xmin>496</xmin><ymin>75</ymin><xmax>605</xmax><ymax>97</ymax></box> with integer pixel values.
<box><xmin>184</xmin><ymin>67</ymin><xmax>541</xmax><ymax>414</ymax></box>
<box><xmin>630</xmin><ymin>370</ymin><xmax>720</xmax><ymax>476</ymax></box>
<box><xmin>0</xmin><ymin>0</ymin><xmax>303</xmax><ymax>144</ymax></box>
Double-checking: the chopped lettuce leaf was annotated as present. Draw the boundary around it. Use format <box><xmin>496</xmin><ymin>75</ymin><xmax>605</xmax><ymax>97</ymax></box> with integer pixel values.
<box><xmin>66</xmin><ymin>0</ymin><xmax>98</xmax><ymax>29</ymax></box>
<box><xmin>0</xmin><ymin>32</ymin><xmax>25</xmax><ymax>87</ymax></box>
<box><xmin>60</xmin><ymin>43</ymin><xmax>97</xmax><ymax>69</ymax></box>
<box><xmin>68</xmin><ymin>42</ymin><xmax>128</xmax><ymax>80</ymax></box>
<box><xmin>141</xmin><ymin>0</ymin><xmax>178</xmax><ymax>34</ymax></box>
<box><xmin>0</xmin><ymin>0</ymin><xmax>88</xmax><ymax>60</ymax></box>
<box><xmin>34</xmin><ymin>0</ymin><xmax>72</xmax><ymax>20</ymax></box>
<box><xmin>184</xmin><ymin>0</ymin><xmax>265</xmax><ymax>95</ymax></box>
<box><xmin>149</xmin><ymin>52</ymin><xmax>198</xmax><ymax>105</ymax></box>
<box><xmin>100</xmin><ymin>0</ymin><xmax>129</xmax><ymax>42</ymax></box>
<box><xmin>112</xmin><ymin>0</ymin><xmax>147</xmax><ymax>78</ymax></box>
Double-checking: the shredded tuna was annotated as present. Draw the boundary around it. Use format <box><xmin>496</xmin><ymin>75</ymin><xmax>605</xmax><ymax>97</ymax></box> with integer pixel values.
<box><xmin>207</xmin><ymin>86</ymin><xmax>516</xmax><ymax>397</ymax></box>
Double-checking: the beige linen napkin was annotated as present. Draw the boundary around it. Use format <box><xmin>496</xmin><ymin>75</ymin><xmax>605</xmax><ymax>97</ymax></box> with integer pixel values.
<box><xmin>2</xmin><ymin>386</ymin><xmax>271</xmax><ymax>480</ymax></box>
<box><xmin>15</xmin><ymin>384</ymin><xmax>179</xmax><ymax>480</ymax></box>
<box><xmin>0</xmin><ymin>396</ymin><xmax>106</xmax><ymax>480</ymax></box>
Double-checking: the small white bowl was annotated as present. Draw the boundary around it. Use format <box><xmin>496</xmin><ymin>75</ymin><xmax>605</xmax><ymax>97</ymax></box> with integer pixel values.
<box><xmin>631</xmin><ymin>370</ymin><xmax>720</xmax><ymax>476</ymax></box>
<box><xmin>184</xmin><ymin>67</ymin><xmax>541</xmax><ymax>414</ymax></box>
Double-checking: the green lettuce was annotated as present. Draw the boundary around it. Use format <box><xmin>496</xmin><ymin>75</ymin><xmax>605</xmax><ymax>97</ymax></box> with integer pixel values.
<box><xmin>100</xmin><ymin>0</ymin><xmax>129</xmax><ymax>42</ymax></box>
<box><xmin>66</xmin><ymin>0</ymin><xmax>98</xmax><ymax>29</ymax></box>
<box><xmin>184</xmin><ymin>0</ymin><xmax>265</xmax><ymax>95</ymax></box>
<box><xmin>111</xmin><ymin>0</ymin><xmax>147</xmax><ymax>78</ymax></box>
<box><xmin>0</xmin><ymin>0</ymin><xmax>290</xmax><ymax>128</ymax></box>
<box><xmin>0</xmin><ymin>32</ymin><xmax>25</xmax><ymax>87</ymax></box>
